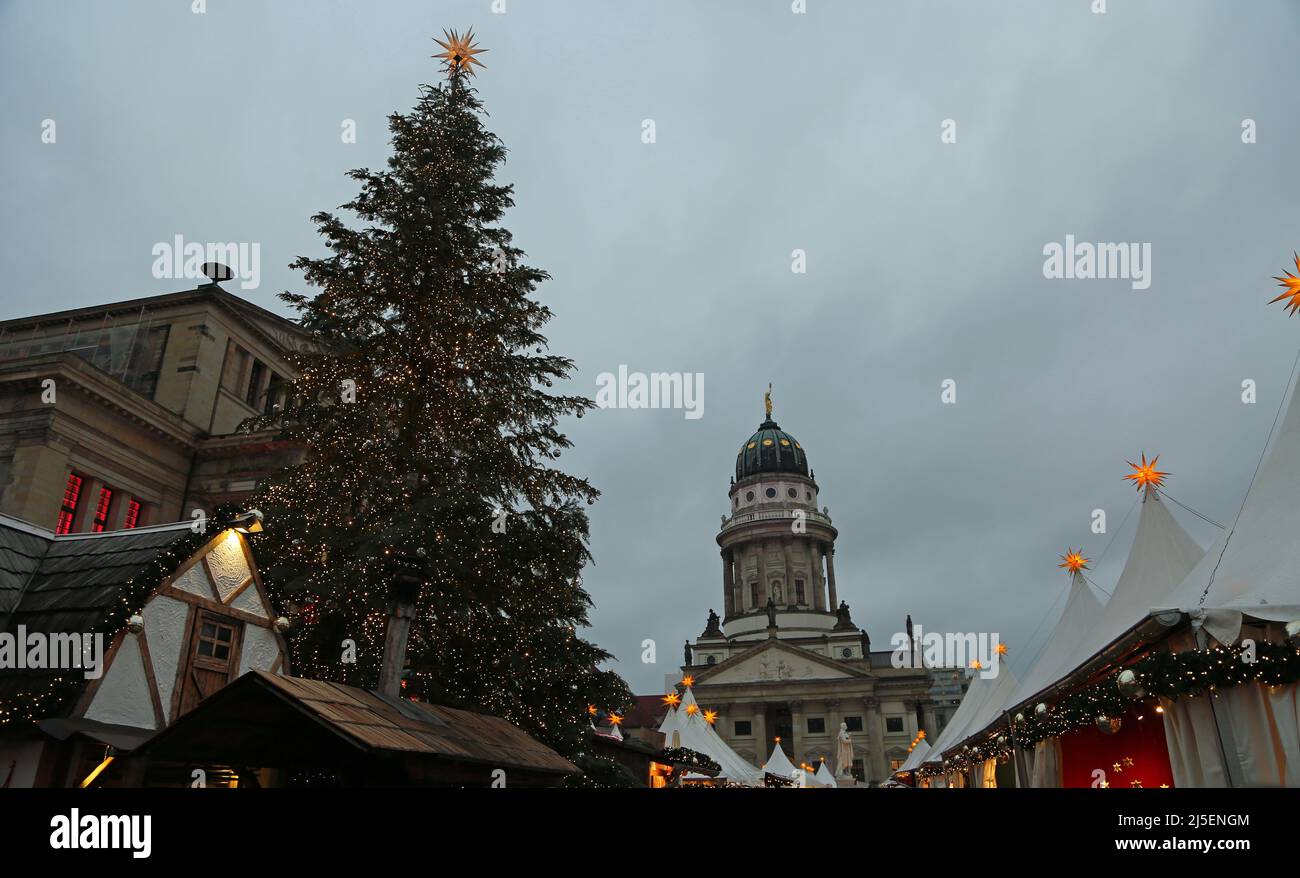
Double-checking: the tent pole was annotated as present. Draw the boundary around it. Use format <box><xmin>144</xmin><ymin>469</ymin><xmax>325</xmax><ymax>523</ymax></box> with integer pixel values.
<box><xmin>1005</xmin><ymin>710</ymin><xmax>1029</xmax><ymax>788</ymax></box>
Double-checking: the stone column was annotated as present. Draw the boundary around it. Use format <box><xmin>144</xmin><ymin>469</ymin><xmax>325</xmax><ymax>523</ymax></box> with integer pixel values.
<box><xmin>826</xmin><ymin>546</ymin><xmax>839</xmax><ymax>610</ymax></box>
<box><xmin>731</xmin><ymin>556</ymin><xmax>743</xmax><ymax>615</ymax></box>
<box><xmin>782</xmin><ymin>540</ymin><xmax>794</xmax><ymax>607</ymax></box>
<box><xmin>812</xmin><ymin>543</ymin><xmax>826</xmax><ymax>611</ymax></box>
<box><xmin>790</xmin><ymin>700</ymin><xmax>805</xmax><ymax>768</ymax></box>
<box><xmin>721</xmin><ymin>550</ymin><xmax>735</xmax><ymax>618</ymax></box>
<box><xmin>753</xmin><ymin>703</ymin><xmax>768</xmax><ymax>764</ymax></box>
<box><xmin>71</xmin><ymin>477</ymin><xmax>106</xmax><ymax>533</ymax></box>
<box><xmin>757</xmin><ymin>540</ymin><xmax>769</xmax><ymax>606</ymax></box>
<box><xmin>826</xmin><ymin>698</ymin><xmax>842</xmax><ymax>752</ymax></box>
<box><xmin>865</xmin><ymin>696</ymin><xmax>885</xmax><ymax>783</ymax></box>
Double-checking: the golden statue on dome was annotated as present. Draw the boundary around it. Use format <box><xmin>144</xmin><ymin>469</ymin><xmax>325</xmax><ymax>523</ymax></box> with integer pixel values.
<box><xmin>764</xmin><ymin>383</ymin><xmax>773</xmax><ymax>419</ymax></box>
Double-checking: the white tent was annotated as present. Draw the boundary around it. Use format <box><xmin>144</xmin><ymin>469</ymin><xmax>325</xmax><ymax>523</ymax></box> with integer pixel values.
<box><xmin>1150</xmin><ymin>368</ymin><xmax>1300</xmax><ymax>786</ymax></box>
<box><xmin>1160</xmin><ymin>378</ymin><xmax>1300</xmax><ymax>640</ymax></box>
<box><xmin>894</xmin><ymin>738</ymin><xmax>931</xmax><ymax>776</ymax></box>
<box><xmin>762</xmin><ymin>739</ymin><xmax>799</xmax><ymax>779</ymax></box>
<box><xmin>921</xmin><ymin>672</ymin><xmax>991</xmax><ymax>770</ymax></box>
<box><xmin>1004</xmin><ymin>570</ymin><xmax>1105</xmax><ymax>713</ymax></box>
<box><xmin>813</xmin><ymin>759</ymin><xmax>838</xmax><ymax>788</ymax></box>
<box><xmin>658</xmin><ymin>688</ymin><xmax>764</xmax><ymax>786</ymax></box>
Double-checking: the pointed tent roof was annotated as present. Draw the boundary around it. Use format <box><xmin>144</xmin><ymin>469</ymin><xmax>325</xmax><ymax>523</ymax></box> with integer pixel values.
<box><xmin>1096</xmin><ymin>491</ymin><xmax>1204</xmax><ymax>641</ymax></box>
<box><xmin>813</xmin><ymin>759</ymin><xmax>838</xmax><ymax>788</ymax></box>
<box><xmin>1160</xmin><ymin>374</ymin><xmax>1300</xmax><ymax>642</ymax></box>
<box><xmin>1003</xmin><ymin>571</ymin><xmax>1104</xmax><ymax>713</ymax></box>
<box><xmin>895</xmin><ymin>738</ymin><xmax>932</xmax><ymax>775</ymax></box>
<box><xmin>659</xmin><ymin>686</ymin><xmax>763</xmax><ymax>786</ymax></box>
<box><xmin>949</xmin><ymin>663</ymin><xmax>1021</xmax><ymax>754</ymax></box>
<box><xmin>762</xmin><ymin>739</ymin><xmax>799</xmax><ymax>777</ymax></box>
<box><xmin>922</xmin><ymin>673</ymin><xmax>990</xmax><ymax>764</ymax></box>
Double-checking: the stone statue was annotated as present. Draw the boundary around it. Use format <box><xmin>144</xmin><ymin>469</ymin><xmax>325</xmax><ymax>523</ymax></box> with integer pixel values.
<box><xmin>684</xmin><ymin>640</ymin><xmax>691</xmax><ymax>666</ymax></box>
<box><xmin>764</xmin><ymin>382</ymin><xmax>773</xmax><ymax>419</ymax></box>
<box><xmin>835</xmin><ymin>722</ymin><xmax>854</xmax><ymax>777</ymax></box>
<box><xmin>702</xmin><ymin>608</ymin><xmax>722</xmax><ymax>638</ymax></box>
<box><xmin>833</xmin><ymin>600</ymin><xmax>854</xmax><ymax>631</ymax></box>
<box><xmin>765</xmin><ymin>596</ymin><xmax>777</xmax><ymax>628</ymax></box>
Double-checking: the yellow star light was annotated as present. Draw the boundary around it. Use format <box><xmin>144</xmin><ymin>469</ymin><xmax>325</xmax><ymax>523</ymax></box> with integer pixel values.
<box><xmin>662</xmin><ymin>692</ymin><xmax>680</xmax><ymax>708</ymax></box>
<box><xmin>1113</xmin><ymin>762</ymin><xmax>1123</xmax><ymax>773</ymax></box>
<box><xmin>703</xmin><ymin>709</ymin><xmax>718</xmax><ymax>725</ymax></box>
<box><xmin>680</xmin><ymin>675</ymin><xmax>695</xmax><ymax>688</ymax></box>
<box><xmin>685</xmin><ymin>703</ymin><xmax>699</xmax><ymax>716</ymax></box>
<box><xmin>1058</xmin><ymin>548</ymin><xmax>1089</xmax><ymax>574</ymax></box>
<box><xmin>996</xmin><ymin>643</ymin><xmax>1008</xmax><ymax>656</ymax></box>
<box><xmin>434</xmin><ymin>28</ymin><xmax>487</xmax><ymax>78</ymax></box>
<box><xmin>1124</xmin><ymin>453</ymin><xmax>1169</xmax><ymax>493</ymax></box>
<box><xmin>970</xmin><ymin>659</ymin><xmax>983</xmax><ymax>670</ymax></box>
<box><xmin>587</xmin><ymin>704</ymin><xmax>598</xmax><ymax>715</ymax></box>
<box><xmin>1270</xmin><ymin>252</ymin><xmax>1300</xmax><ymax>316</ymax></box>
<box><xmin>607</xmin><ymin>712</ymin><xmax>623</xmax><ymax>726</ymax></box>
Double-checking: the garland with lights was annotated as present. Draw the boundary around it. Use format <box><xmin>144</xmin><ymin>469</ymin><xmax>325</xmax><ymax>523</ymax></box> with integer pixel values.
<box><xmin>0</xmin><ymin>505</ymin><xmax>245</xmax><ymax>727</ymax></box>
<box><xmin>917</xmin><ymin>641</ymin><xmax>1300</xmax><ymax>779</ymax></box>
<box><xmin>657</xmin><ymin>746</ymin><xmax>721</xmax><ymax>774</ymax></box>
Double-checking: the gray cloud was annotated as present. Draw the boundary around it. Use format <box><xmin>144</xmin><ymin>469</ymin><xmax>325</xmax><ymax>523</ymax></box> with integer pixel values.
<box><xmin>3</xmin><ymin>0</ymin><xmax>1298</xmax><ymax>693</ymax></box>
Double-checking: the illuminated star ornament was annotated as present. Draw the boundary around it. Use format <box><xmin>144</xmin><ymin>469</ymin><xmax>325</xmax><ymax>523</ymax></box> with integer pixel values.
<box><xmin>661</xmin><ymin>692</ymin><xmax>681</xmax><ymax>708</ymax></box>
<box><xmin>1059</xmin><ymin>548</ymin><xmax>1089</xmax><ymax>574</ymax></box>
<box><xmin>1269</xmin><ymin>252</ymin><xmax>1300</xmax><ymax>315</ymax></box>
<box><xmin>680</xmin><ymin>674</ymin><xmax>695</xmax><ymax>688</ymax></box>
<box><xmin>703</xmin><ymin>709</ymin><xmax>718</xmax><ymax>725</ymax></box>
<box><xmin>434</xmin><ymin>28</ymin><xmax>487</xmax><ymax>78</ymax></box>
<box><xmin>1124</xmin><ymin>453</ymin><xmax>1168</xmax><ymax>493</ymax></box>
<box><xmin>685</xmin><ymin>703</ymin><xmax>699</xmax><ymax>716</ymax></box>
<box><xmin>607</xmin><ymin>712</ymin><xmax>623</xmax><ymax>726</ymax></box>
<box><xmin>996</xmin><ymin>642</ymin><xmax>1008</xmax><ymax>656</ymax></box>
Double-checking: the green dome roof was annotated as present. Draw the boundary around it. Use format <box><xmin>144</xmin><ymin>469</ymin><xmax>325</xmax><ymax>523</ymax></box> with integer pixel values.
<box><xmin>736</xmin><ymin>419</ymin><xmax>809</xmax><ymax>480</ymax></box>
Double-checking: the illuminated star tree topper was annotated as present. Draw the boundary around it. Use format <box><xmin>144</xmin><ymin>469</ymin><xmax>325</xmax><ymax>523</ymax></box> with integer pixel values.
<box><xmin>1058</xmin><ymin>548</ymin><xmax>1090</xmax><ymax>574</ymax></box>
<box><xmin>1269</xmin><ymin>252</ymin><xmax>1300</xmax><ymax>316</ymax></box>
<box><xmin>434</xmin><ymin>28</ymin><xmax>487</xmax><ymax>78</ymax></box>
<box><xmin>1123</xmin><ymin>452</ymin><xmax>1169</xmax><ymax>493</ymax></box>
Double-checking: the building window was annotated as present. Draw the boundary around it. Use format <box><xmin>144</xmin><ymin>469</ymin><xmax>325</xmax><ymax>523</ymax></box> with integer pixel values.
<box><xmin>765</xmin><ymin>487</ymin><xmax>776</xmax><ymax>498</ymax></box>
<box><xmin>734</xmin><ymin>720</ymin><xmax>752</xmax><ymax>737</ymax></box>
<box><xmin>90</xmin><ymin>486</ymin><xmax>113</xmax><ymax>532</ymax></box>
<box><xmin>706</xmin><ymin>655</ymin><xmax>716</xmax><ymax>665</ymax></box>
<box><xmin>886</xmin><ymin>716</ymin><xmax>905</xmax><ymax>733</ymax></box>
<box><xmin>807</xmin><ymin>717</ymin><xmax>825</xmax><ymax>734</ymax></box>
<box><xmin>263</xmin><ymin>371</ymin><xmax>287</xmax><ymax>415</ymax></box>
<box><xmin>851</xmin><ymin>759</ymin><xmax>864</xmax><ymax>781</ymax></box>
<box><xmin>844</xmin><ymin>715</ymin><xmax>863</xmax><ymax>732</ymax></box>
<box><xmin>197</xmin><ymin>618</ymin><xmax>237</xmax><ymax>662</ymax></box>
<box><xmin>787</xmin><ymin>487</ymin><xmax>797</xmax><ymax>498</ymax></box>
<box><xmin>749</xmin><ymin>582</ymin><xmax>758</xmax><ymax>608</ymax></box>
<box><xmin>889</xmin><ymin>758</ymin><xmax>905</xmax><ymax>771</ymax></box>
<box><xmin>56</xmin><ymin>473</ymin><xmax>83</xmax><ymax>534</ymax></box>
<box><xmin>795</xmin><ymin>579</ymin><xmax>805</xmax><ymax>604</ymax></box>
<box><xmin>123</xmin><ymin>498</ymin><xmax>142</xmax><ymax>529</ymax></box>
<box><xmin>245</xmin><ymin>359</ymin><xmax>268</xmax><ymax>407</ymax></box>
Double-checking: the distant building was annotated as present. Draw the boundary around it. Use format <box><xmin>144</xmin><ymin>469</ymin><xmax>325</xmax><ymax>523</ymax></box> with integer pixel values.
<box><xmin>0</xmin><ymin>283</ymin><xmax>309</xmax><ymax>533</ymax></box>
<box><xmin>672</xmin><ymin>401</ymin><xmax>966</xmax><ymax>784</ymax></box>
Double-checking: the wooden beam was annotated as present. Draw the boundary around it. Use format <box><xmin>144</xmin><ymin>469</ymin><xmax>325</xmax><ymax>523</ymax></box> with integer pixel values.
<box><xmin>159</xmin><ymin>584</ymin><xmax>275</xmax><ymax>629</ymax></box>
<box><xmin>136</xmin><ymin>628</ymin><xmax>167</xmax><ymax>730</ymax></box>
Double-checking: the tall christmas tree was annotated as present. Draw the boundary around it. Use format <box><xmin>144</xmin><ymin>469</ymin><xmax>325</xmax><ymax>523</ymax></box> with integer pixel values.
<box><xmin>245</xmin><ymin>30</ymin><xmax>631</xmax><ymax>757</ymax></box>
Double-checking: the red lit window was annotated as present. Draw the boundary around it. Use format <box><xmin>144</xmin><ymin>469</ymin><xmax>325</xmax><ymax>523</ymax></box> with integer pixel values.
<box><xmin>123</xmin><ymin>499</ymin><xmax>142</xmax><ymax>529</ymax></box>
<box><xmin>91</xmin><ymin>487</ymin><xmax>113</xmax><ymax>532</ymax></box>
<box><xmin>56</xmin><ymin>473</ymin><xmax>83</xmax><ymax>535</ymax></box>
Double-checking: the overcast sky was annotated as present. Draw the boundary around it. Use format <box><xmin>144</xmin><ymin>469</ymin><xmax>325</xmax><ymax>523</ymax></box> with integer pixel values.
<box><xmin>3</xmin><ymin>0</ymin><xmax>1299</xmax><ymax>694</ymax></box>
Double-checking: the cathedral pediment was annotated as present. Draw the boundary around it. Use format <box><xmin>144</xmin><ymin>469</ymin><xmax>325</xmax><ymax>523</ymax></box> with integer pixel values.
<box><xmin>693</xmin><ymin>639</ymin><xmax>866</xmax><ymax>685</ymax></box>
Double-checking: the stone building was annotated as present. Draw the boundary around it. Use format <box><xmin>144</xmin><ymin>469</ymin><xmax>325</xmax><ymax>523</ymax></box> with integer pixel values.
<box><xmin>0</xmin><ymin>282</ymin><xmax>309</xmax><ymax>533</ymax></box>
<box><xmin>677</xmin><ymin>400</ymin><xmax>965</xmax><ymax>784</ymax></box>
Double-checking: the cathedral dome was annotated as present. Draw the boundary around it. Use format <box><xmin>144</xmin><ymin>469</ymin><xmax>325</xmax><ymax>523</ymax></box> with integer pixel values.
<box><xmin>735</xmin><ymin>419</ymin><xmax>809</xmax><ymax>480</ymax></box>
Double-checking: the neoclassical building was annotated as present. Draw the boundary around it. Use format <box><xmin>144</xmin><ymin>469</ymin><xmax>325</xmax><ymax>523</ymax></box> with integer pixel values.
<box><xmin>678</xmin><ymin>399</ymin><xmax>965</xmax><ymax>784</ymax></box>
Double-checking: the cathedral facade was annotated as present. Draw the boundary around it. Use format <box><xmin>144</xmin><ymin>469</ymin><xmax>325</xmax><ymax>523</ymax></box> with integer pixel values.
<box><xmin>679</xmin><ymin>402</ymin><xmax>964</xmax><ymax>784</ymax></box>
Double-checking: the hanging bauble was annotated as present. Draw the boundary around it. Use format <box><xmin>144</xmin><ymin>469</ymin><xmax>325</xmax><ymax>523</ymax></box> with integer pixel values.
<box><xmin>1285</xmin><ymin>620</ymin><xmax>1300</xmax><ymax>649</ymax></box>
<box><xmin>1014</xmin><ymin>712</ymin><xmax>1025</xmax><ymax>724</ymax></box>
<box><xmin>1096</xmin><ymin>715</ymin><xmax>1122</xmax><ymax>734</ymax></box>
<box><xmin>1116</xmin><ymin>669</ymin><xmax>1146</xmax><ymax>699</ymax></box>
<box><xmin>996</xmin><ymin>735</ymin><xmax>1007</xmax><ymax>747</ymax></box>
<box><xmin>274</xmin><ymin>616</ymin><xmax>291</xmax><ymax>632</ymax></box>
<box><xmin>1034</xmin><ymin>702</ymin><xmax>1049</xmax><ymax>717</ymax></box>
<box><xmin>127</xmin><ymin>614</ymin><xmax>145</xmax><ymax>634</ymax></box>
